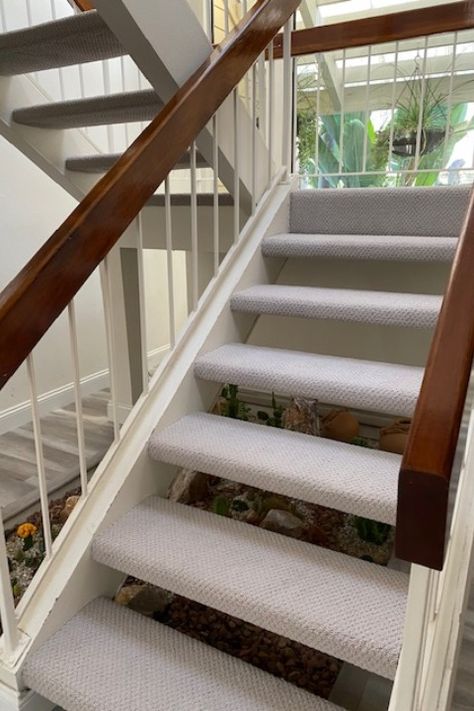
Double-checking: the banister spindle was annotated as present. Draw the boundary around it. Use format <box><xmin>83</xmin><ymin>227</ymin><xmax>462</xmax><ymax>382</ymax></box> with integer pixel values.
<box><xmin>0</xmin><ymin>510</ymin><xmax>19</xmax><ymax>655</ymax></box>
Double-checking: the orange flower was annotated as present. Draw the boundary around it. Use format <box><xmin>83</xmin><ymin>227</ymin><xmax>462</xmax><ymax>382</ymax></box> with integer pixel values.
<box><xmin>16</xmin><ymin>523</ymin><xmax>37</xmax><ymax>539</ymax></box>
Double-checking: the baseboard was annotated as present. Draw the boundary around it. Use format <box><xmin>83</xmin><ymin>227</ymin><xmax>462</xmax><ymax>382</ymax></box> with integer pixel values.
<box><xmin>20</xmin><ymin>691</ymin><xmax>55</xmax><ymax>711</ymax></box>
<box><xmin>0</xmin><ymin>369</ymin><xmax>110</xmax><ymax>436</ymax></box>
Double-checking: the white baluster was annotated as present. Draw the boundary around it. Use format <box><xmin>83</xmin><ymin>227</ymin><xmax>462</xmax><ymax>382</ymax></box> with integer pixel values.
<box><xmin>443</xmin><ymin>33</ymin><xmax>458</xmax><ymax>166</ymax></box>
<box><xmin>388</xmin><ymin>41</ymin><xmax>400</xmax><ymax>171</ymax></box>
<box><xmin>190</xmin><ymin>142</ymin><xmax>199</xmax><ymax>310</ymax></box>
<box><xmin>165</xmin><ymin>177</ymin><xmax>176</xmax><ymax>349</ymax></box>
<box><xmin>252</xmin><ymin>63</ymin><xmax>257</xmax><ymax>212</ymax></box>
<box><xmin>27</xmin><ymin>355</ymin><xmax>53</xmax><ymax>559</ymax></box>
<box><xmin>99</xmin><ymin>259</ymin><xmax>120</xmax><ymax>440</ymax></box>
<box><xmin>67</xmin><ymin>301</ymin><xmax>88</xmax><ymax>497</ymax></box>
<box><xmin>282</xmin><ymin>19</ymin><xmax>292</xmax><ymax>180</ymax></box>
<box><xmin>339</xmin><ymin>48</ymin><xmax>347</xmax><ymax>178</ymax></box>
<box><xmin>0</xmin><ymin>511</ymin><xmax>19</xmax><ymax>655</ymax></box>
<box><xmin>136</xmin><ymin>213</ymin><xmax>149</xmax><ymax>395</ymax></box>
<box><xmin>362</xmin><ymin>46</ymin><xmax>372</xmax><ymax>174</ymax></box>
<box><xmin>414</xmin><ymin>37</ymin><xmax>429</xmax><ymax>173</ymax></box>
<box><xmin>213</xmin><ymin>113</ymin><xmax>220</xmax><ymax>273</ymax></box>
<box><xmin>268</xmin><ymin>39</ymin><xmax>274</xmax><ymax>186</ymax></box>
<box><xmin>314</xmin><ymin>53</ymin><xmax>321</xmax><ymax>186</ymax></box>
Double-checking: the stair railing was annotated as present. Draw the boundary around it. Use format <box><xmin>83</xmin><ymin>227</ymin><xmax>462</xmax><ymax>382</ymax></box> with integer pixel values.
<box><xmin>0</xmin><ymin>0</ymin><xmax>298</xmax><ymax>661</ymax></box>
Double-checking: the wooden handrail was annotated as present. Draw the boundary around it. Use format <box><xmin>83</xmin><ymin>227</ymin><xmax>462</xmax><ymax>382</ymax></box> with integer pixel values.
<box><xmin>272</xmin><ymin>1</ymin><xmax>474</xmax><ymax>57</ymax></box>
<box><xmin>73</xmin><ymin>0</ymin><xmax>94</xmax><ymax>10</ymax></box>
<box><xmin>0</xmin><ymin>0</ymin><xmax>299</xmax><ymax>390</ymax></box>
<box><xmin>396</xmin><ymin>188</ymin><xmax>474</xmax><ymax>570</ymax></box>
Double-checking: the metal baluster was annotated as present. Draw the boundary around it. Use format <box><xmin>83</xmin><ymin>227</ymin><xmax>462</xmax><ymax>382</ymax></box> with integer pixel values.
<box><xmin>314</xmin><ymin>53</ymin><xmax>322</xmax><ymax>186</ymax></box>
<box><xmin>443</xmin><ymin>32</ymin><xmax>458</xmax><ymax>166</ymax></box>
<box><xmin>103</xmin><ymin>61</ymin><xmax>114</xmax><ymax>152</ymax></box>
<box><xmin>414</xmin><ymin>37</ymin><xmax>429</xmax><ymax>173</ymax></box>
<box><xmin>362</xmin><ymin>46</ymin><xmax>372</xmax><ymax>174</ymax></box>
<box><xmin>339</xmin><ymin>48</ymin><xmax>347</xmax><ymax>178</ymax></box>
<box><xmin>388</xmin><ymin>41</ymin><xmax>400</xmax><ymax>171</ymax></box>
<box><xmin>67</xmin><ymin>301</ymin><xmax>88</xmax><ymax>497</ymax></box>
<box><xmin>27</xmin><ymin>355</ymin><xmax>53</xmax><ymax>559</ymax></box>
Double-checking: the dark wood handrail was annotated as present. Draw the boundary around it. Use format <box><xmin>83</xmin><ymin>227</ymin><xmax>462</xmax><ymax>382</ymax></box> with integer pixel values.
<box><xmin>0</xmin><ymin>0</ymin><xmax>299</xmax><ymax>390</ymax></box>
<box><xmin>396</xmin><ymin>188</ymin><xmax>474</xmax><ymax>570</ymax></box>
<box><xmin>71</xmin><ymin>0</ymin><xmax>94</xmax><ymax>10</ymax></box>
<box><xmin>272</xmin><ymin>1</ymin><xmax>474</xmax><ymax>57</ymax></box>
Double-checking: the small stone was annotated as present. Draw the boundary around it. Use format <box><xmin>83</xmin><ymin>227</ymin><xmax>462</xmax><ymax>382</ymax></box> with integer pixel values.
<box><xmin>261</xmin><ymin>509</ymin><xmax>305</xmax><ymax>539</ymax></box>
<box><xmin>167</xmin><ymin>469</ymin><xmax>209</xmax><ymax>504</ymax></box>
<box><xmin>115</xmin><ymin>584</ymin><xmax>144</xmax><ymax>607</ymax></box>
<box><xmin>59</xmin><ymin>495</ymin><xmax>80</xmax><ymax>523</ymax></box>
<box><xmin>283</xmin><ymin>398</ymin><xmax>319</xmax><ymax>435</ymax></box>
<box><xmin>128</xmin><ymin>584</ymin><xmax>172</xmax><ymax>617</ymax></box>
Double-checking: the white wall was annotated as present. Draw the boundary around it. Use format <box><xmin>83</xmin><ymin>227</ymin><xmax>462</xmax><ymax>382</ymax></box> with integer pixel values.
<box><xmin>0</xmin><ymin>136</ymin><xmax>109</xmax><ymax>431</ymax></box>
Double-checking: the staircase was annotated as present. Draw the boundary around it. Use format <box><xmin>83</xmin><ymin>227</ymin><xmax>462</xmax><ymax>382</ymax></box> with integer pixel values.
<box><xmin>15</xmin><ymin>184</ymin><xmax>469</xmax><ymax>710</ymax></box>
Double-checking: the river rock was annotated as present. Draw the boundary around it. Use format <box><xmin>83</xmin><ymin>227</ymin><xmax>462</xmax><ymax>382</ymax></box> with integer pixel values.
<box><xmin>167</xmin><ymin>469</ymin><xmax>209</xmax><ymax>504</ymax></box>
<box><xmin>261</xmin><ymin>509</ymin><xmax>305</xmax><ymax>539</ymax></box>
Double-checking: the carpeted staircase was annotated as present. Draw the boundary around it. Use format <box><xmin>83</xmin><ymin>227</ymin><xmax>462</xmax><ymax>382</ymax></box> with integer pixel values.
<box><xmin>19</xmin><ymin>184</ymin><xmax>471</xmax><ymax>709</ymax></box>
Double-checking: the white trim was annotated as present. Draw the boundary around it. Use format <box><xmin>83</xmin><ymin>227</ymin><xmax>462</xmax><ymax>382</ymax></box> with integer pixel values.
<box><xmin>0</xmin><ymin>370</ymin><xmax>109</xmax><ymax>436</ymax></box>
<box><xmin>0</xmin><ymin>685</ymin><xmax>52</xmax><ymax>711</ymax></box>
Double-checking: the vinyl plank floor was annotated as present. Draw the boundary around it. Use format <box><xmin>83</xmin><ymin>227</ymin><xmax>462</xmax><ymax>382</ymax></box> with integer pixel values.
<box><xmin>0</xmin><ymin>392</ymin><xmax>113</xmax><ymax>522</ymax></box>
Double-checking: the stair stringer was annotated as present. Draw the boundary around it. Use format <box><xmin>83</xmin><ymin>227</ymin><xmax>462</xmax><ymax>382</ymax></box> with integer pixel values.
<box><xmin>93</xmin><ymin>0</ymin><xmax>270</xmax><ymax>210</ymax></box>
<box><xmin>5</xmin><ymin>172</ymin><xmax>290</xmax><ymax>695</ymax></box>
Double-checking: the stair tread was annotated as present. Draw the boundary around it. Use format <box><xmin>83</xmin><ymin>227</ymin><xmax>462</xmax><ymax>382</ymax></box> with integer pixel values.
<box><xmin>92</xmin><ymin>497</ymin><xmax>408</xmax><ymax>678</ymax></box>
<box><xmin>147</xmin><ymin>192</ymin><xmax>234</xmax><ymax>207</ymax></box>
<box><xmin>13</xmin><ymin>89</ymin><xmax>163</xmax><ymax>129</ymax></box>
<box><xmin>66</xmin><ymin>149</ymin><xmax>207</xmax><ymax>174</ymax></box>
<box><xmin>194</xmin><ymin>343</ymin><xmax>424</xmax><ymax>417</ymax></box>
<box><xmin>23</xmin><ymin>598</ymin><xmax>339</xmax><ymax>711</ymax></box>
<box><xmin>0</xmin><ymin>11</ymin><xmax>124</xmax><ymax>76</ymax></box>
<box><xmin>262</xmin><ymin>232</ymin><xmax>457</xmax><ymax>262</ymax></box>
<box><xmin>231</xmin><ymin>284</ymin><xmax>442</xmax><ymax>328</ymax></box>
<box><xmin>149</xmin><ymin>412</ymin><xmax>401</xmax><ymax>524</ymax></box>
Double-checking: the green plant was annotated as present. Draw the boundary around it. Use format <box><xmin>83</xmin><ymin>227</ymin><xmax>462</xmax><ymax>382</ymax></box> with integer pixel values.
<box><xmin>256</xmin><ymin>392</ymin><xmax>285</xmax><ymax>428</ymax></box>
<box><xmin>212</xmin><ymin>496</ymin><xmax>231</xmax><ymax>517</ymax></box>
<box><xmin>354</xmin><ymin>517</ymin><xmax>391</xmax><ymax>546</ymax></box>
<box><xmin>351</xmin><ymin>436</ymin><xmax>372</xmax><ymax>449</ymax></box>
<box><xmin>220</xmin><ymin>384</ymin><xmax>251</xmax><ymax>421</ymax></box>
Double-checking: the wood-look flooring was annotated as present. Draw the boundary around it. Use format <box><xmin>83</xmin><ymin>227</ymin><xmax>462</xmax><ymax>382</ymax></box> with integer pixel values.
<box><xmin>0</xmin><ymin>391</ymin><xmax>113</xmax><ymax>523</ymax></box>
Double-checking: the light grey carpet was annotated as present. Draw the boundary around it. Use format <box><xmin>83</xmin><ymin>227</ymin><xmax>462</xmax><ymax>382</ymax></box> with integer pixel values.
<box><xmin>24</xmin><ymin>598</ymin><xmax>338</xmax><ymax>711</ymax></box>
<box><xmin>92</xmin><ymin>497</ymin><xmax>408</xmax><ymax>679</ymax></box>
<box><xmin>194</xmin><ymin>343</ymin><xmax>424</xmax><ymax>417</ymax></box>
<box><xmin>0</xmin><ymin>11</ymin><xmax>124</xmax><ymax>76</ymax></box>
<box><xmin>262</xmin><ymin>233</ymin><xmax>458</xmax><ymax>262</ymax></box>
<box><xmin>149</xmin><ymin>411</ymin><xmax>401</xmax><ymax>524</ymax></box>
<box><xmin>231</xmin><ymin>284</ymin><xmax>442</xmax><ymax>328</ymax></box>
<box><xmin>13</xmin><ymin>90</ymin><xmax>163</xmax><ymax>130</ymax></box>
<box><xmin>66</xmin><ymin>148</ymin><xmax>207</xmax><ymax>173</ymax></box>
<box><xmin>289</xmin><ymin>186</ymin><xmax>470</xmax><ymax>237</ymax></box>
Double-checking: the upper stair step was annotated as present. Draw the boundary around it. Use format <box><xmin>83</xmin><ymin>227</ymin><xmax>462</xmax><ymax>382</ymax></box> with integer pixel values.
<box><xmin>231</xmin><ymin>284</ymin><xmax>442</xmax><ymax>328</ymax></box>
<box><xmin>0</xmin><ymin>12</ymin><xmax>124</xmax><ymax>76</ymax></box>
<box><xmin>194</xmin><ymin>343</ymin><xmax>424</xmax><ymax>417</ymax></box>
<box><xmin>149</xmin><ymin>412</ymin><xmax>401</xmax><ymax>524</ymax></box>
<box><xmin>67</xmin><ymin>149</ymin><xmax>207</xmax><ymax>174</ymax></box>
<box><xmin>92</xmin><ymin>497</ymin><xmax>409</xmax><ymax>679</ymax></box>
<box><xmin>262</xmin><ymin>233</ymin><xmax>458</xmax><ymax>262</ymax></box>
<box><xmin>22</xmin><ymin>598</ymin><xmax>338</xmax><ymax>711</ymax></box>
<box><xmin>13</xmin><ymin>89</ymin><xmax>163</xmax><ymax>130</ymax></box>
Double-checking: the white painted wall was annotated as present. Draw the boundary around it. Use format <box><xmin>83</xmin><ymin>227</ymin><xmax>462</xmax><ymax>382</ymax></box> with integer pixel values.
<box><xmin>0</xmin><ymin>135</ymin><xmax>110</xmax><ymax>431</ymax></box>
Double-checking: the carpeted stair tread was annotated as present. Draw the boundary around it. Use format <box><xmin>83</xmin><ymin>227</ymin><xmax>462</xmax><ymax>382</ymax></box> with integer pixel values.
<box><xmin>262</xmin><ymin>233</ymin><xmax>457</xmax><ymax>262</ymax></box>
<box><xmin>92</xmin><ymin>497</ymin><xmax>409</xmax><ymax>679</ymax></box>
<box><xmin>66</xmin><ymin>149</ymin><xmax>207</xmax><ymax>174</ymax></box>
<box><xmin>0</xmin><ymin>12</ymin><xmax>124</xmax><ymax>76</ymax></box>
<box><xmin>149</xmin><ymin>412</ymin><xmax>401</xmax><ymax>524</ymax></box>
<box><xmin>23</xmin><ymin>598</ymin><xmax>338</xmax><ymax>711</ymax></box>
<box><xmin>289</xmin><ymin>186</ymin><xmax>470</xmax><ymax>237</ymax></box>
<box><xmin>231</xmin><ymin>284</ymin><xmax>442</xmax><ymax>328</ymax></box>
<box><xmin>194</xmin><ymin>343</ymin><xmax>424</xmax><ymax>417</ymax></box>
<box><xmin>146</xmin><ymin>193</ymin><xmax>234</xmax><ymax>207</ymax></box>
<box><xmin>13</xmin><ymin>89</ymin><xmax>163</xmax><ymax>129</ymax></box>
